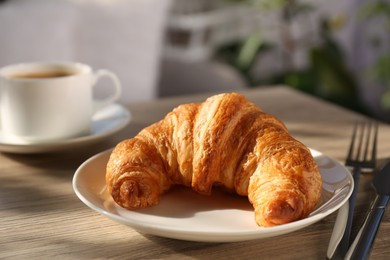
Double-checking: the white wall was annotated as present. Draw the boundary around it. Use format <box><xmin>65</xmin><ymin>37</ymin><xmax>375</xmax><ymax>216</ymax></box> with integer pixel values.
<box><xmin>0</xmin><ymin>0</ymin><xmax>172</xmax><ymax>104</ymax></box>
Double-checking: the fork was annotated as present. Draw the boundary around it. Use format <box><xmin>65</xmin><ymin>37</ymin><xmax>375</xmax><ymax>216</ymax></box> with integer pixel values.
<box><xmin>337</xmin><ymin>121</ymin><xmax>378</xmax><ymax>257</ymax></box>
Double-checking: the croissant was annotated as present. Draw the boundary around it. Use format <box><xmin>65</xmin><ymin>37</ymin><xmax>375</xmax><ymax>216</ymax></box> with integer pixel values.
<box><xmin>106</xmin><ymin>93</ymin><xmax>322</xmax><ymax>227</ymax></box>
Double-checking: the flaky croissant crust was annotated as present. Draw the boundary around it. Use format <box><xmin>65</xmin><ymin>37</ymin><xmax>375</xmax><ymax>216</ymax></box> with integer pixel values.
<box><xmin>106</xmin><ymin>93</ymin><xmax>322</xmax><ymax>226</ymax></box>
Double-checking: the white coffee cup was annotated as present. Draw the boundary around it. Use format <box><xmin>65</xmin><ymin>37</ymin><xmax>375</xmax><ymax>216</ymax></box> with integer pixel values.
<box><xmin>0</xmin><ymin>61</ymin><xmax>122</xmax><ymax>143</ymax></box>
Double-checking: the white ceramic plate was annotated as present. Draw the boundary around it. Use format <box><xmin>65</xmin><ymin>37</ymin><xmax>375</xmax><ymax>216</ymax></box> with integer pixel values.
<box><xmin>0</xmin><ymin>104</ymin><xmax>130</xmax><ymax>154</ymax></box>
<box><xmin>73</xmin><ymin>149</ymin><xmax>353</xmax><ymax>242</ymax></box>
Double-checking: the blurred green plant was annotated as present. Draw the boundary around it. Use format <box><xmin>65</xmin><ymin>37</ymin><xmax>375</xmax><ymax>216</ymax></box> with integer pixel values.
<box><xmin>359</xmin><ymin>0</ymin><xmax>390</xmax><ymax>110</ymax></box>
<box><xmin>216</xmin><ymin>0</ymin><xmax>367</xmax><ymax>114</ymax></box>
<box><xmin>307</xmin><ymin>20</ymin><xmax>360</xmax><ymax>110</ymax></box>
<box><xmin>225</xmin><ymin>0</ymin><xmax>287</xmax><ymax>10</ymax></box>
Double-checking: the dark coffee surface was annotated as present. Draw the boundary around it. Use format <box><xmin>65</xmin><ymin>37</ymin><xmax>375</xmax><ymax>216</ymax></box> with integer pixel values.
<box><xmin>9</xmin><ymin>71</ymin><xmax>75</xmax><ymax>79</ymax></box>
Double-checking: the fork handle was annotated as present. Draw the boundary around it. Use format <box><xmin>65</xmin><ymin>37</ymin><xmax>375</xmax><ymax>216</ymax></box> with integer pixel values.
<box><xmin>339</xmin><ymin>167</ymin><xmax>361</xmax><ymax>257</ymax></box>
<box><xmin>345</xmin><ymin>194</ymin><xmax>390</xmax><ymax>260</ymax></box>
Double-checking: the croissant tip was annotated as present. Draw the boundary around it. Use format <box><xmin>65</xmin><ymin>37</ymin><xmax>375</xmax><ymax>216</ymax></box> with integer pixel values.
<box><xmin>260</xmin><ymin>198</ymin><xmax>305</xmax><ymax>226</ymax></box>
<box><xmin>111</xmin><ymin>178</ymin><xmax>161</xmax><ymax>209</ymax></box>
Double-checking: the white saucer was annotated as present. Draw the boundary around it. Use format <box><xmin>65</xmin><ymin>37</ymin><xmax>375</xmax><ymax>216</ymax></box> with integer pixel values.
<box><xmin>0</xmin><ymin>104</ymin><xmax>131</xmax><ymax>154</ymax></box>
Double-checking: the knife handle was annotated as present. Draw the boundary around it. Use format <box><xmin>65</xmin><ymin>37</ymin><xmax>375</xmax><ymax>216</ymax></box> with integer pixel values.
<box><xmin>345</xmin><ymin>195</ymin><xmax>389</xmax><ymax>260</ymax></box>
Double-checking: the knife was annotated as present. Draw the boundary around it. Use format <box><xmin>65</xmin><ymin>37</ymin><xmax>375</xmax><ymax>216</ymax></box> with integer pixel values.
<box><xmin>326</xmin><ymin>201</ymin><xmax>349</xmax><ymax>259</ymax></box>
<box><xmin>345</xmin><ymin>161</ymin><xmax>390</xmax><ymax>260</ymax></box>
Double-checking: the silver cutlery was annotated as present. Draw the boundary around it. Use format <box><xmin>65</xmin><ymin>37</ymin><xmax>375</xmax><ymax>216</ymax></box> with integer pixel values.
<box><xmin>332</xmin><ymin>122</ymin><xmax>378</xmax><ymax>258</ymax></box>
<box><xmin>345</xmin><ymin>160</ymin><xmax>390</xmax><ymax>259</ymax></box>
<box><xmin>326</xmin><ymin>201</ymin><xmax>349</xmax><ymax>259</ymax></box>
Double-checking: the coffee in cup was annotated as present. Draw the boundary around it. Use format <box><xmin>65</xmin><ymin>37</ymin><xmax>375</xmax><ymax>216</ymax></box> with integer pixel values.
<box><xmin>0</xmin><ymin>61</ymin><xmax>122</xmax><ymax>143</ymax></box>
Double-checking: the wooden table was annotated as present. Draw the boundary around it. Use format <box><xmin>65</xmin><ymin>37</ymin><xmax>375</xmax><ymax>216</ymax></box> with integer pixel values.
<box><xmin>2</xmin><ymin>86</ymin><xmax>390</xmax><ymax>259</ymax></box>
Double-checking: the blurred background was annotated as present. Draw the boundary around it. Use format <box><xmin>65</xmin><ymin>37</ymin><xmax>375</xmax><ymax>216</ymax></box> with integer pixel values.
<box><xmin>1</xmin><ymin>0</ymin><xmax>390</xmax><ymax>122</ymax></box>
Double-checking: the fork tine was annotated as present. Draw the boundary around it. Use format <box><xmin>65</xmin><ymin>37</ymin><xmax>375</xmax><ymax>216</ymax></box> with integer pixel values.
<box><xmin>362</xmin><ymin>122</ymin><xmax>370</xmax><ymax>162</ymax></box>
<box><xmin>371</xmin><ymin>122</ymin><xmax>378</xmax><ymax>165</ymax></box>
<box><xmin>356</xmin><ymin>122</ymin><xmax>365</xmax><ymax>162</ymax></box>
<box><xmin>346</xmin><ymin>122</ymin><xmax>358</xmax><ymax>164</ymax></box>
<box><xmin>360</xmin><ymin>121</ymin><xmax>378</xmax><ymax>169</ymax></box>
<box><xmin>346</xmin><ymin>121</ymin><xmax>378</xmax><ymax>168</ymax></box>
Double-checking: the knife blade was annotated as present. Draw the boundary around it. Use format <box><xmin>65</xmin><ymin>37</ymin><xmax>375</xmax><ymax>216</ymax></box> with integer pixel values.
<box><xmin>345</xmin><ymin>161</ymin><xmax>390</xmax><ymax>260</ymax></box>
<box><xmin>326</xmin><ymin>201</ymin><xmax>349</xmax><ymax>259</ymax></box>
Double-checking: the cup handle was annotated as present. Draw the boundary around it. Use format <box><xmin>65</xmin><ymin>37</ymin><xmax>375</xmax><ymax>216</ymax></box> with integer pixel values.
<box><xmin>92</xmin><ymin>69</ymin><xmax>122</xmax><ymax>112</ymax></box>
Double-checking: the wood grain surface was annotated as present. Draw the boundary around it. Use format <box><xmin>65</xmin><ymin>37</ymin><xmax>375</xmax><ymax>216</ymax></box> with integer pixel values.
<box><xmin>1</xmin><ymin>86</ymin><xmax>390</xmax><ymax>259</ymax></box>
